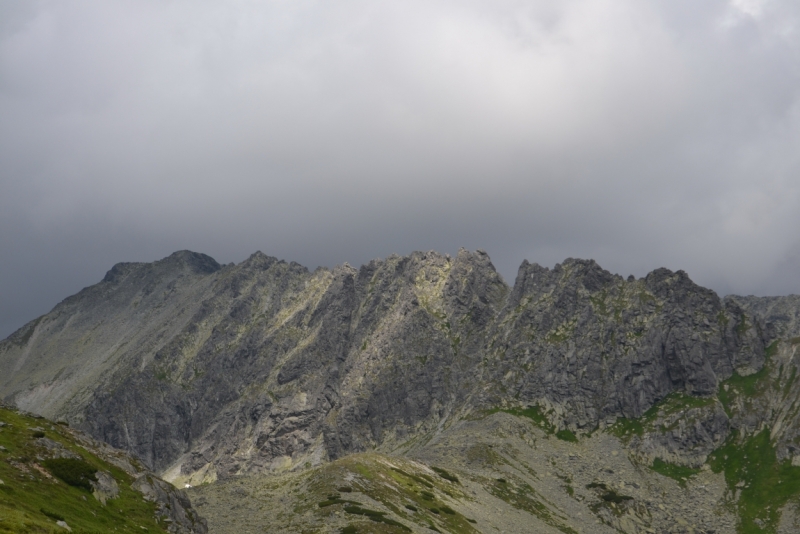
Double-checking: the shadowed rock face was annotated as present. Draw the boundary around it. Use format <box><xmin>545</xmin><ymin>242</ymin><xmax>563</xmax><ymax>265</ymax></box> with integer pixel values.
<box><xmin>0</xmin><ymin>249</ymin><xmax>769</xmax><ymax>479</ymax></box>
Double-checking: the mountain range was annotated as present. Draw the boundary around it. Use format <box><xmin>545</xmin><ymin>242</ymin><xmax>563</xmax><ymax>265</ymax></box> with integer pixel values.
<box><xmin>2</xmin><ymin>249</ymin><xmax>800</xmax><ymax>533</ymax></box>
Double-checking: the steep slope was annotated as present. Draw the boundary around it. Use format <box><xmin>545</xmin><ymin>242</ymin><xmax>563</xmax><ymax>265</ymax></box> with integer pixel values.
<box><xmin>0</xmin><ymin>403</ymin><xmax>206</xmax><ymax>533</ymax></box>
<box><xmin>0</xmin><ymin>251</ymin><xmax>223</xmax><ymax>420</ymax></box>
<box><xmin>0</xmin><ymin>250</ymin><xmax>765</xmax><ymax>486</ymax></box>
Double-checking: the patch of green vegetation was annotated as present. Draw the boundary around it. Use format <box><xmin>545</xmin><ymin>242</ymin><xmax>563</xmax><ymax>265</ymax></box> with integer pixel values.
<box><xmin>344</xmin><ymin>505</ymin><xmax>412</xmax><ymax>531</ymax></box>
<box><xmin>650</xmin><ymin>458</ymin><xmax>700</xmax><ymax>487</ymax></box>
<box><xmin>404</xmin><ymin>504</ymin><xmax>418</xmax><ymax>512</ymax></box>
<box><xmin>0</xmin><ymin>405</ymin><xmax>168</xmax><ymax>533</ymax></box>
<box><xmin>341</xmin><ymin>526</ymin><xmax>358</xmax><ymax>534</ymax></box>
<box><xmin>31</xmin><ymin>430</ymin><xmax>45</xmax><ymax>439</ymax></box>
<box><xmin>431</xmin><ymin>467</ymin><xmax>460</xmax><ymax>484</ymax></box>
<box><xmin>420</xmin><ymin>490</ymin><xmax>435</xmax><ymax>500</ymax></box>
<box><xmin>765</xmin><ymin>340</ymin><xmax>779</xmax><ymax>358</ymax></box>
<box><xmin>391</xmin><ymin>467</ymin><xmax>433</xmax><ymax>488</ymax></box>
<box><xmin>717</xmin><ymin>340</ymin><xmax>780</xmax><ymax>416</ymax></box>
<box><xmin>736</xmin><ymin>314</ymin><xmax>750</xmax><ymax>336</ymax></box>
<box><xmin>42</xmin><ymin>458</ymin><xmax>98</xmax><ymax>492</ymax></box>
<box><xmin>338</xmin><ymin>486</ymin><xmax>353</xmax><ymax>492</ymax></box>
<box><xmin>609</xmin><ymin>391</ymin><xmax>716</xmax><ymax>442</ymax></box>
<box><xmin>490</xmin><ymin>405</ymin><xmax>556</xmax><ymax>434</ymax></box>
<box><xmin>719</xmin><ymin>365</ymin><xmax>770</xmax><ymax>411</ymax></box>
<box><xmin>354</xmin><ymin>464</ymin><xmax>373</xmax><ymax>479</ymax></box>
<box><xmin>555</xmin><ymin>429</ymin><xmax>577</xmax><ymax>442</ymax></box>
<box><xmin>708</xmin><ymin>429</ymin><xmax>800</xmax><ymax>533</ymax></box>
<box><xmin>608</xmin><ymin>417</ymin><xmax>644</xmax><ymax>440</ymax></box>
<box><xmin>657</xmin><ymin>392</ymin><xmax>716</xmax><ymax>415</ymax></box>
<box><xmin>791</xmin><ymin>336</ymin><xmax>800</xmax><ymax>345</ymax></box>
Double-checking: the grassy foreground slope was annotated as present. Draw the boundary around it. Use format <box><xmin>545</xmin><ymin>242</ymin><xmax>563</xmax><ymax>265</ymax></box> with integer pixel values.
<box><xmin>0</xmin><ymin>405</ymin><xmax>205</xmax><ymax>533</ymax></box>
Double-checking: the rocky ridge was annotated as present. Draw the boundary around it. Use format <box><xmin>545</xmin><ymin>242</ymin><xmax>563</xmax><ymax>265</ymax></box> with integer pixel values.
<box><xmin>3</xmin><ymin>249</ymin><xmax>800</xmax><ymax>532</ymax></box>
<box><xmin>0</xmin><ymin>250</ymin><xmax>771</xmax><ymax>480</ymax></box>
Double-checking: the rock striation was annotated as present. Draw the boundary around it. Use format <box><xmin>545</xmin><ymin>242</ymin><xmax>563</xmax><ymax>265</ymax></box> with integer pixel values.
<box><xmin>0</xmin><ymin>249</ymin><xmax>775</xmax><ymax>484</ymax></box>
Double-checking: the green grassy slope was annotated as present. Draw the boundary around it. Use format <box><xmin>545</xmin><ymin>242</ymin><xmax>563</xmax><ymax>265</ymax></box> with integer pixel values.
<box><xmin>0</xmin><ymin>405</ymin><xmax>169</xmax><ymax>533</ymax></box>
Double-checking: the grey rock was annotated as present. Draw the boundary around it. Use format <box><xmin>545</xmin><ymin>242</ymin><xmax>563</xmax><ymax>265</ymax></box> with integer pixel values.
<box><xmin>132</xmin><ymin>473</ymin><xmax>208</xmax><ymax>534</ymax></box>
<box><xmin>726</xmin><ymin>294</ymin><xmax>800</xmax><ymax>342</ymax></box>
<box><xmin>36</xmin><ymin>437</ymin><xmax>82</xmax><ymax>459</ymax></box>
<box><xmin>90</xmin><ymin>471</ymin><xmax>120</xmax><ymax>504</ymax></box>
<box><xmin>630</xmin><ymin>399</ymin><xmax>730</xmax><ymax>467</ymax></box>
<box><xmin>0</xmin><ymin>249</ymin><xmax>769</xmax><ymax>482</ymax></box>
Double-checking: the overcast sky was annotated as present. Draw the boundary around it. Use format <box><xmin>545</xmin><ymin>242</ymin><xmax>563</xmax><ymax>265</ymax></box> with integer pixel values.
<box><xmin>1</xmin><ymin>0</ymin><xmax>799</xmax><ymax>338</ymax></box>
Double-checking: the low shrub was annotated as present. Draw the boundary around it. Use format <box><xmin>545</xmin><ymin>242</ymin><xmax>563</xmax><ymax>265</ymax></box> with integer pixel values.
<box><xmin>651</xmin><ymin>458</ymin><xmax>700</xmax><ymax>486</ymax></box>
<box><xmin>555</xmin><ymin>429</ymin><xmax>578</xmax><ymax>442</ymax></box>
<box><xmin>601</xmin><ymin>490</ymin><xmax>633</xmax><ymax>504</ymax></box>
<box><xmin>343</xmin><ymin>506</ymin><xmax>410</xmax><ymax>531</ymax></box>
<box><xmin>431</xmin><ymin>467</ymin><xmax>460</xmax><ymax>484</ymax></box>
<box><xmin>42</xmin><ymin>458</ymin><xmax>97</xmax><ymax>492</ymax></box>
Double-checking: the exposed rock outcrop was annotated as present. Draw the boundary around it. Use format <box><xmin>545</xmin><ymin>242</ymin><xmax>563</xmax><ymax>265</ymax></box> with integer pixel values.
<box><xmin>0</xmin><ymin>250</ymin><xmax>769</xmax><ymax>482</ymax></box>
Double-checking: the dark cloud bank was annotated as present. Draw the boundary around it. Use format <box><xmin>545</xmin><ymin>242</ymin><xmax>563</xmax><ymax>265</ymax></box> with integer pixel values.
<box><xmin>2</xmin><ymin>0</ymin><xmax>800</xmax><ymax>338</ymax></box>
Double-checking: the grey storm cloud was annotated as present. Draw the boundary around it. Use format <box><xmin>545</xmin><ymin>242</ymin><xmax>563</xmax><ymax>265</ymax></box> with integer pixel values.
<box><xmin>1</xmin><ymin>0</ymin><xmax>800</xmax><ymax>337</ymax></box>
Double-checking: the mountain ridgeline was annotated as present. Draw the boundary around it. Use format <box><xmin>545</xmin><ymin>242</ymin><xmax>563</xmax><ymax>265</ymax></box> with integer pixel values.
<box><xmin>0</xmin><ymin>249</ymin><xmax>787</xmax><ymax>487</ymax></box>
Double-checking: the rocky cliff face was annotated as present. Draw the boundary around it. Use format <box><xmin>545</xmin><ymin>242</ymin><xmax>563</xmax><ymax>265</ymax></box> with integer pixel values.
<box><xmin>726</xmin><ymin>294</ymin><xmax>800</xmax><ymax>342</ymax></box>
<box><xmin>0</xmin><ymin>249</ymin><xmax>776</xmax><ymax>485</ymax></box>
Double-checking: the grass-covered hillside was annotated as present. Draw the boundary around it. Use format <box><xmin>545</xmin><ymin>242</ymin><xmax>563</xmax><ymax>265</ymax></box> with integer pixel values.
<box><xmin>0</xmin><ymin>405</ymin><xmax>205</xmax><ymax>533</ymax></box>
